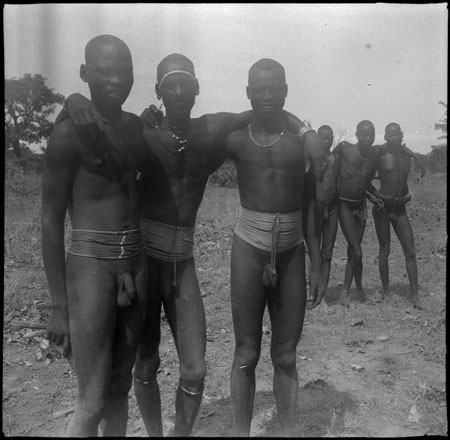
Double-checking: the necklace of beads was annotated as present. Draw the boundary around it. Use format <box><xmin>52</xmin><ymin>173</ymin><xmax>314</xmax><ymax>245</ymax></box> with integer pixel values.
<box><xmin>248</xmin><ymin>123</ymin><xmax>285</xmax><ymax>148</ymax></box>
<box><xmin>354</xmin><ymin>143</ymin><xmax>369</xmax><ymax>160</ymax></box>
<box><xmin>160</xmin><ymin>120</ymin><xmax>189</xmax><ymax>154</ymax></box>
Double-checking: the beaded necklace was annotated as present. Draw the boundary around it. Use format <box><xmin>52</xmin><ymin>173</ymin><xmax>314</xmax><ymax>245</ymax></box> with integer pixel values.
<box><xmin>248</xmin><ymin>123</ymin><xmax>285</xmax><ymax>148</ymax></box>
<box><xmin>354</xmin><ymin>143</ymin><xmax>369</xmax><ymax>161</ymax></box>
<box><xmin>160</xmin><ymin>120</ymin><xmax>189</xmax><ymax>154</ymax></box>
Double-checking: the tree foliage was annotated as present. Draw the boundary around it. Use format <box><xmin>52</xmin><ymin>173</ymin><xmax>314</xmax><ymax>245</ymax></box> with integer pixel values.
<box><xmin>428</xmin><ymin>101</ymin><xmax>447</xmax><ymax>173</ymax></box>
<box><xmin>5</xmin><ymin>73</ymin><xmax>64</xmax><ymax>157</ymax></box>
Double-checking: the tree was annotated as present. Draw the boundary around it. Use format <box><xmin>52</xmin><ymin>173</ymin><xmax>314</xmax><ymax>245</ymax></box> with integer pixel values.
<box><xmin>428</xmin><ymin>101</ymin><xmax>447</xmax><ymax>173</ymax></box>
<box><xmin>5</xmin><ymin>73</ymin><xmax>64</xmax><ymax>157</ymax></box>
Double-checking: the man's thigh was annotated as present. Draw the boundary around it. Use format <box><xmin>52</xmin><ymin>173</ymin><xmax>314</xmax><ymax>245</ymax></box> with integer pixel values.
<box><xmin>164</xmin><ymin>258</ymin><xmax>206</xmax><ymax>364</ymax></box>
<box><xmin>65</xmin><ymin>255</ymin><xmax>121</xmax><ymax>386</ymax></box>
<box><xmin>322</xmin><ymin>204</ymin><xmax>339</xmax><ymax>257</ymax></box>
<box><xmin>391</xmin><ymin>211</ymin><xmax>416</xmax><ymax>256</ymax></box>
<box><xmin>339</xmin><ymin>202</ymin><xmax>364</xmax><ymax>250</ymax></box>
<box><xmin>268</xmin><ymin>244</ymin><xmax>306</xmax><ymax>349</ymax></box>
<box><xmin>230</xmin><ymin>235</ymin><xmax>267</xmax><ymax>344</ymax></box>
<box><xmin>373</xmin><ymin>207</ymin><xmax>391</xmax><ymax>246</ymax></box>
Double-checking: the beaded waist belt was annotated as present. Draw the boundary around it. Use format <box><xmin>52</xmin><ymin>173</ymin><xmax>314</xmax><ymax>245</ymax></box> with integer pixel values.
<box><xmin>234</xmin><ymin>206</ymin><xmax>304</xmax><ymax>253</ymax></box>
<box><xmin>140</xmin><ymin>219</ymin><xmax>194</xmax><ymax>262</ymax></box>
<box><xmin>68</xmin><ymin>228</ymin><xmax>144</xmax><ymax>259</ymax></box>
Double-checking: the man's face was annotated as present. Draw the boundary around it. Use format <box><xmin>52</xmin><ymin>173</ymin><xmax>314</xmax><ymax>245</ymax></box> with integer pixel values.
<box><xmin>247</xmin><ymin>68</ymin><xmax>287</xmax><ymax>117</ymax></box>
<box><xmin>384</xmin><ymin>126</ymin><xmax>403</xmax><ymax>145</ymax></box>
<box><xmin>84</xmin><ymin>44</ymin><xmax>134</xmax><ymax>107</ymax></box>
<box><xmin>356</xmin><ymin>124</ymin><xmax>375</xmax><ymax>148</ymax></box>
<box><xmin>318</xmin><ymin>129</ymin><xmax>334</xmax><ymax>151</ymax></box>
<box><xmin>157</xmin><ymin>71</ymin><xmax>197</xmax><ymax>116</ymax></box>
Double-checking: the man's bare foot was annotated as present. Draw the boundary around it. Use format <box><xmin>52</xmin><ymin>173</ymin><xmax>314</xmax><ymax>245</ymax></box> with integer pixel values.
<box><xmin>354</xmin><ymin>289</ymin><xmax>367</xmax><ymax>303</ymax></box>
<box><xmin>339</xmin><ymin>292</ymin><xmax>350</xmax><ymax>307</ymax></box>
<box><xmin>411</xmin><ymin>296</ymin><xmax>425</xmax><ymax>311</ymax></box>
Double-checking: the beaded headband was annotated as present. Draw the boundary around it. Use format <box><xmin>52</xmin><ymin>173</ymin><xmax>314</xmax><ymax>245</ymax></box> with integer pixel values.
<box><xmin>158</xmin><ymin>70</ymin><xmax>196</xmax><ymax>88</ymax></box>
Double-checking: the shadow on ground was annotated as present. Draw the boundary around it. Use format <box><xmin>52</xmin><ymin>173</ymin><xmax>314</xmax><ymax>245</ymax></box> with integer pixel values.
<box><xmin>193</xmin><ymin>379</ymin><xmax>357</xmax><ymax>437</ymax></box>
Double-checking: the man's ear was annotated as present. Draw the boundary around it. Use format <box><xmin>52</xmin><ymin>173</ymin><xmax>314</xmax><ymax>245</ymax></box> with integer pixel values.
<box><xmin>384</xmin><ymin>134</ymin><xmax>388</xmax><ymax>141</ymax></box>
<box><xmin>284</xmin><ymin>84</ymin><xmax>288</xmax><ymax>98</ymax></box>
<box><xmin>155</xmin><ymin>83</ymin><xmax>161</xmax><ymax>99</ymax></box>
<box><xmin>80</xmin><ymin>64</ymin><xmax>88</xmax><ymax>83</ymax></box>
<box><xmin>246</xmin><ymin>85</ymin><xmax>251</xmax><ymax>100</ymax></box>
<box><xmin>195</xmin><ymin>79</ymin><xmax>200</xmax><ymax>95</ymax></box>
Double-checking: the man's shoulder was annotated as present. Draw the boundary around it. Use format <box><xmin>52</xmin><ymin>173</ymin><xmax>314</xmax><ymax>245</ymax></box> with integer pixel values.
<box><xmin>334</xmin><ymin>141</ymin><xmax>352</xmax><ymax>153</ymax></box>
<box><xmin>121</xmin><ymin>111</ymin><xmax>144</xmax><ymax>132</ymax></box>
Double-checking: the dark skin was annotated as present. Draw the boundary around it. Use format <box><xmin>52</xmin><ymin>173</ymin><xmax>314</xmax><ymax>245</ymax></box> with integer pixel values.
<box><xmin>42</xmin><ymin>36</ymin><xmax>147</xmax><ymax>436</ymax></box>
<box><xmin>368</xmin><ymin>123</ymin><xmax>424</xmax><ymax>309</ymax></box>
<box><xmin>334</xmin><ymin>121</ymin><xmax>380</xmax><ymax>306</ymax></box>
<box><xmin>307</xmin><ymin>125</ymin><xmax>340</xmax><ymax>309</ymax></box>
<box><xmin>59</xmin><ymin>55</ymin><xmax>322</xmax><ymax>437</ymax></box>
<box><xmin>226</xmin><ymin>64</ymin><xmax>325</xmax><ymax>437</ymax></box>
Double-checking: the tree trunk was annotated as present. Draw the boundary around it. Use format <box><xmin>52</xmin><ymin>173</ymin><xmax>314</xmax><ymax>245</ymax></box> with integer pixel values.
<box><xmin>12</xmin><ymin>140</ymin><xmax>22</xmax><ymax>158</ymax></box>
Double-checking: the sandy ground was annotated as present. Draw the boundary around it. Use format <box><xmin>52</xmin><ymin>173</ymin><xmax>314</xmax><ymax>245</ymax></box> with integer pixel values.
<box><xmin>3</xmin><ymin>175</ymin><xmax>447</xmax><ymax>437</ymax></box>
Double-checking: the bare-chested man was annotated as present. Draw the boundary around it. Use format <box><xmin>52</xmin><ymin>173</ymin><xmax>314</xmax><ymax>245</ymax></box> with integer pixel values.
<box><xmin>307</xmin><ymin>125</ymin><xmax>340</xmax><ymax>309</ymax></box>
<box><xmin>59</xmin><ymin>53</ymin><xmax>320</xmax><ymax>436</ymax></box>
<box><xmin>367</xmin><ymin>123</ymin><xmax>424</xmax><ymax>309</ymax></box>
<box><xmin>226</xmin><ymin>59</ymin><xmax>325</xmax><ymax>437</ymax></box>
<box><xmin>334</xmin><ymin>120</ymin><xmax>383</xmax><ymax>306</ymax></box>
<box><xmin>41</xmin><ymin>35</ymin><xmax>148</xmax><ymax>436</ymax></box>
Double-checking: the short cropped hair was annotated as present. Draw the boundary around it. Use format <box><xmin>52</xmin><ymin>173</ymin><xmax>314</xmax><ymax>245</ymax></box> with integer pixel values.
<box><xmin>85</xmin><ymin>35</ymin><xmax>130</xmax><ymax>64</ymax></box>
<box><xmin>385</xmin><ymin>122</ymin><xmax>401</xmax><ymax>133</ymax></box>
<box><xmin>248</xmin><ymin>58</ymin><xmax>286</xmax><ymax>83</ymax></box>
<box><xmin>356</xmin><ymin>120</ymin><xmax>374</xmax><ymax>132</ymax></box>
<box><xmin>318</xmin><ymin>125</ymin><xmax>333</xmax><ymax>135</ymax></box>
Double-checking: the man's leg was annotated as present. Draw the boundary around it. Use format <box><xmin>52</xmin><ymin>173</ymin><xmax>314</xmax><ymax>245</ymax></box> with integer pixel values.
<box><xmin>319</xmin><ymin>203</ymin><xmax>339</xmax><ymax>300</ymax></box>
<box><xmin>65</xmin><ymin>256</ymin><xmax>118</xmax><ymax>437</ymax></box>
<box><xmin>391</xmin><ymin>212</ymin><xmax>421</xmax><ymax>308</ymax></box>
<box><xmin>339</xmin><ymin>202</ymin><xmax>366</xmax><ymax>305</ymax></box>
<box><xmin>134</xmin><ymin>257</ymin><xmax>164</xmax><ymax>436</ymax></box>
<box><xmin>230</xmin><ymin>235</ymin><xmax>267</xmax><ymax>437</ymax></box>
<box><xmin>164</xmin><ymin>258</ymin><xmax>207</xmax><ymax>437</ymax></box>
<box><xmin>101</xmin><ymin>255</ymin><xmax>148</xmax><ymax>436</ymax></box>
<box><xmin>268</xmin><ymin>244</ymin><xmax>306</xmax><ymax>436</ymax></box>
<box><xmin>373</xmin><ymin>206</ymin><xmax>391</xmax><ymax>297</ymax></box>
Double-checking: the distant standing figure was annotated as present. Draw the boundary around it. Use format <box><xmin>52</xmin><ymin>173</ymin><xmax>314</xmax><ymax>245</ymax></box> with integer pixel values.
<box><xmin>333</xmin><ymin>120</ymin><xmax>382</xmax><ymax>306</ymax></box>
<box><xmin>307</xmin><ymin>125</ymin><xmax>340</xmax><ymax>309</ymax></box>
<box><xmin>368</xmin><ymin>122</ymin><xmax>425</xmax><ymax>309</ymax></box>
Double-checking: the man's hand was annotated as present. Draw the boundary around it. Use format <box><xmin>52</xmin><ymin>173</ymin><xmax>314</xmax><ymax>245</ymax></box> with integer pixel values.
<box><xmin>64</xmin><ymin>93</ymin><xmax>105</xmax><ymax>142</ymax></box>
<box><xmin>46</xmin><ymin>304</ymin><xmax>71</xmax><ymax>358</ymax></box>
<box><xmin>366</xmin><ymin>191</ymin><xmax>384</xmax><ymax>209</ymax></box>
<box><xmin>308</xmin><ymin>290</ymin><xmax>326</xmax><ymax>310</ymax></box>
<box><xmin>140</xmin><ymin>104</ymin><xmax>164</xmax><ymax>128</ymax></box>
<box><xmin>319</xmin><ymin>203</ymin><xmax>330</xmax><ymax>224</ymax></box>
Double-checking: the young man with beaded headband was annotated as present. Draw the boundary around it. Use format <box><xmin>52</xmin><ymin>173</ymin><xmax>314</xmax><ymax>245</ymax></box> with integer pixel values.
<box><xmin>58</xmin><ymin>53</ymin><xmax>322</xmax><ymax>436</ymax></box>
<box><xmin>41</xmin><ymin>35</ymin><xmax>148</xmax><ymax>436</ymax></box>
<box><xmin>225</xmin><ymin>58</ymin><xmax>326</xmax><ymax>436</ymax></box>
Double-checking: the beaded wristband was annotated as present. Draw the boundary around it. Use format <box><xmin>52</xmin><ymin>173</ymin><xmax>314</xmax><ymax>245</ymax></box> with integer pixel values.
<box><xmin>298</xmin><ymin>125</ymin><xmax>316</xmax><ymax>139</ymax></box>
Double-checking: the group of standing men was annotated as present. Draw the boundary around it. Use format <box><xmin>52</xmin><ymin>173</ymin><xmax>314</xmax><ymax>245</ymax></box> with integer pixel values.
<box><xmin>41</xmin><ymin>34</ymin><xmax>423</xmax><ymax>437</ymax></box>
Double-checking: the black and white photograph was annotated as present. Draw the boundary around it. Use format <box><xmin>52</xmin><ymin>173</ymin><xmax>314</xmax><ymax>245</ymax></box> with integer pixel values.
<box><xmin>4</xmin><ymin>3</ymin><xmax>447</xmax><ymax>437</ymax></box>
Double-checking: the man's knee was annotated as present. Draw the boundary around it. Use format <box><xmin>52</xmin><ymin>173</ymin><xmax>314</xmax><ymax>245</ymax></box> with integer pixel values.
<box><xmin>180</xmin><ymin>360</ymin><xmax>207</xmax><ymax>385</ymax></box>
<box><xmin>179</xmin><ymin>362</ymin><xmax>207</xmax><ymax>395</ymax></box>
<box><xmin>271</xmin><ymin>348</ymin><xmax>297</xmax><ymax>372</ymax></box>
<box><xmin>233</xmin><ymin>347</ymin><xmax>260</xmax><ymax>372</ymax></box>
<box><xmin>134</xmin><ymin>353</ymin><xmax>161</xmax><ymax>383</ymax></box>
<box><xmin>404</xmin><ymin>247</ymin><xmax>416</xmax><ymax>261</ymax></box>
<box><xmin>79</xmin><ymin>390</ymin><xmax>107</xmax><ymax>421</ymax></box>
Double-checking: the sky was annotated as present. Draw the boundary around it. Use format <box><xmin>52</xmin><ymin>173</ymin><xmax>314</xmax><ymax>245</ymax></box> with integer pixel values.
<box><xmin>4</xmin><ymin>3</ymin><xmax>448</xmax><ymax>154</ymax></box>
